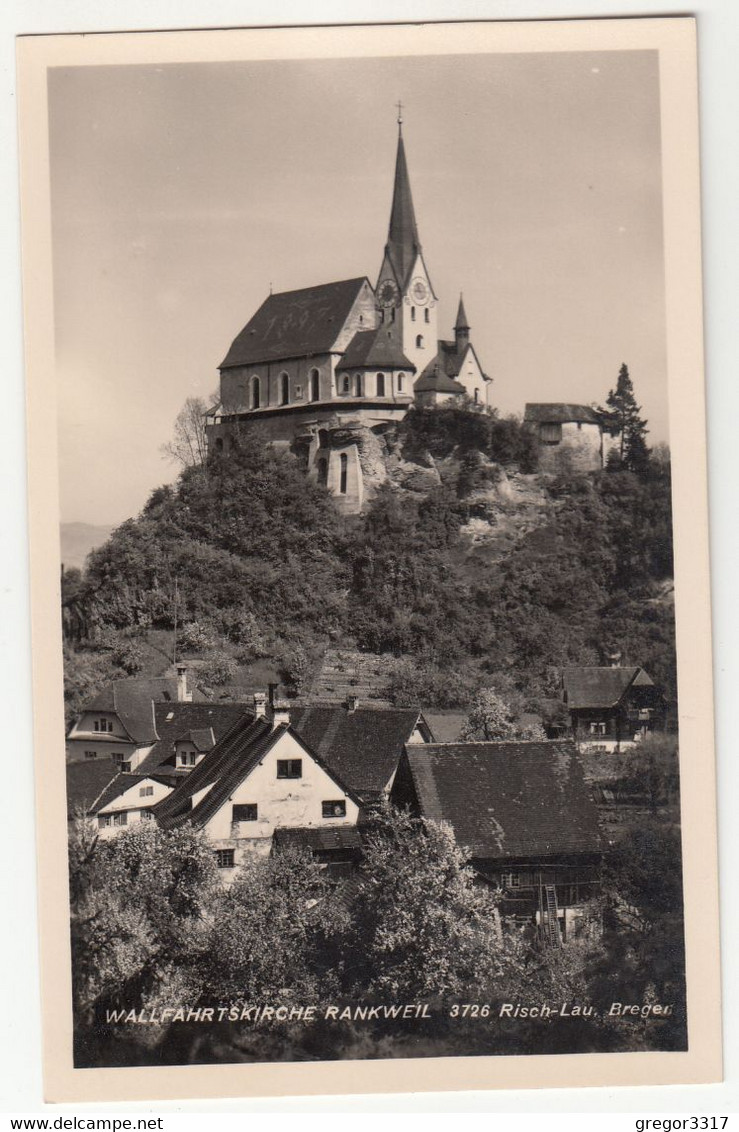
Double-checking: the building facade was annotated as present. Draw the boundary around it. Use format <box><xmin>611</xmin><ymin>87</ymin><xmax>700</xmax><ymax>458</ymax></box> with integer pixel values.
<box><xmin>524</xmin><ymin>403</ymin><xmax>621</xmax><ymax>473</ymax></box>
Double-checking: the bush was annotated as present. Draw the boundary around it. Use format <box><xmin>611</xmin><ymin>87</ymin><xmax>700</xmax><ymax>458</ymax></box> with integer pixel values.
<box><xmin>197</xmin><ymin>654</ymin><xmax>238</xmax><ymax>688</ymax></box>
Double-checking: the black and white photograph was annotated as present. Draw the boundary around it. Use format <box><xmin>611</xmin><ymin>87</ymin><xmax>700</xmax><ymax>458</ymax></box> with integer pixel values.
<box><xmin>16</xmin><ymin>16</ymin><xmax>720</xmax><ymax>1101</ymax></box>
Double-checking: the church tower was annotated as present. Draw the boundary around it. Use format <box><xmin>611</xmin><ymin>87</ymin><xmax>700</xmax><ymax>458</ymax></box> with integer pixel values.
<box><xmin>375</xmin><ymin>109</ymin><xmax>438</xmax><ymax>378</ymax></box>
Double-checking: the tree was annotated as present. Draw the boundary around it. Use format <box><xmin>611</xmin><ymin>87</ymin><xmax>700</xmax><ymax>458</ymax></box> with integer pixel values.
<box><xmin>343</xmin><ymin>806</ymin><xmax>524</xmax><ymax>1000</ymax></box>
<box><xmin>161</xmin><ymin>396</ymin><xmax>211</xmax><ymax>469</ymax></box>
<box><xmin>603</xmin><ymin>364</ymin><xmax>649</xmax><ymax>473</ymax></box>
<box><xmin>460</xmin><ymin>688</ymin><xmax>546</xmax><ymax>741</ymax></box>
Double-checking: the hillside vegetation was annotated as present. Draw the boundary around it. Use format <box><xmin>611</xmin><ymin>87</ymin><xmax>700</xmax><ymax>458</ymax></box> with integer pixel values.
<box><xmin>62</xmin><ymin>408</ymin><xmax>676</xmax><ymax>721</ymax></box>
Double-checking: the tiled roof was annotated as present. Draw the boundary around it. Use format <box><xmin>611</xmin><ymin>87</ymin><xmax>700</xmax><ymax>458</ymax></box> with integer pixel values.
<box><xmin>219</xmin><ymin>278</ymin><xmax>369</xmax><ymax>368</ymax></box>
<box><xmin>289</xmin><ymin>705</ymin><xmax>429</xmax><ymax>802</ymax></box>
<box><xmin>154</xmin><ymin>716</ymin><xmax>275</xmax><ymax>830</ymax></box>
<box><xmin>66</xmin><ymin>759</ymin><xmax>120</xmax><ymax>820</ymax></box>
<box><xmin>82</xmin><ymin>677</ymin><xmax>205</xmax><ymax>745</ymax></box>
<box><xmin>414</xmin><ymin>356</ymin><xmax>467</xmax><ymax>395</ymax></box>
<box><xmin>524</xmin><ymin>403</ymin><xmax>603</xmax><ymax>425</ymax></box>
<box><xmin>562</xmin><ymin>666</ymin><xmax>651</xmax><ymax>710</ymax></box>
<box><xmin>136</xmin><ymin>702</ymin><xmax>249</xmax><ymax>776</ymax></box>
<box><xmin>175</xmin><ymin>727</ymin><xmax>215</xmax><ymax>752</ymax></box>
<box><xmin>90</xmin><ymin>771</ymin><xmax>176</xmax><ymax>814</ymax></box>
<box><xmin>337</xmin><ymin>328</ymin><xmax>415</xmax><ymax>372</ymax></box>
<box><xmin>272</xmin><ymin>826</ymin><xmax>364</xmax><ymax>852</ymax></box>
<box><xmin>401</xmin><ymin>740</ymin><xmax>602</xmax><ymax>860</ymax></box>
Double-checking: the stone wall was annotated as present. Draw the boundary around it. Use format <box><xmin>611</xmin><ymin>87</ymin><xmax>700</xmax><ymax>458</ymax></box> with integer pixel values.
<box><xmin>537</xmin><ymin>421</ymin><xmax>603</xmax><ymax>473</ymax></box>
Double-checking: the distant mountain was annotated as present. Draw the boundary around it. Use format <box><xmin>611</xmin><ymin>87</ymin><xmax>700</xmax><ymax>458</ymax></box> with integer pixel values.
<box><xmin>60</xmin><ymin>522</ymin><xmax>114</xmax><ymax>571</ymax></box>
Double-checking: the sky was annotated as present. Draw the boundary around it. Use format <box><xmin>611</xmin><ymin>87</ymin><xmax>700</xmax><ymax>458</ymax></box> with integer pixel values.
<box><xmin>49</xmin><ymin>49</ymin><xmax>665</xmax><ymax>525</ymax></box>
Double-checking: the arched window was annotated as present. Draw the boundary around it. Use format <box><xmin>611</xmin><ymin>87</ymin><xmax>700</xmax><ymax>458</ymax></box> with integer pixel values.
<box><xmin>376</xmin><ymin>372</ymin><xmax>386</xmax><ymax>397</ymax></box>
<box><xmin>354</xmin><ymin>373</ymin><xmax>363</xmax><ymax>397</ymax></box>
<box><xmin>474</xmin><ymin>388</ymin><xmax>479</xmax><ymax>403</ymax></box>
<box><xmin>317</xmin><ymin>456</ymin><xmax>328</xmax><ymax>489</ymax></box>
<box><xmin>424</xmin><ymin>308</ymin><xmax>430</xmax><ymax>323</ymax></box>
<box><xmin>416</xmin><ymin>335</ymin><xmax>424</xmax><ymax>349</ymax></box>
<box><xmin>251</xmin><ymin>376</ymin><xmax>261</xmax><ymax>410</ymax></box>
<box><xmin>390</xmin><ymin>308</ymin><xmax>395</xmax><ymax>322</ymax></box>
<box><xmin>310</xmin><ymin>368</ymin><xmax>320</xmax><ymax>402</ymax></box>
<box><xmin>280</xmin><ymin>372</ymin><xmax>289</xmax><ymax>405</ymax></box>
<box><xmin>341</xmin><ymin>374</ymin><xmax>351</xmax><ymax>394</ymax></box>
<box><xmin>411</xmin><ymin>307</ymin><xmax>416</xmax><ymax>321</ymax></box>
<box><xmin>397</xmin><ymin>373</ymin><xmax>405</xmax><ymax>393</ymax></box>
<box><xmin>340</xmin><ymin>453</ymin><xmax>348</xmax><ymax>495</ymax></box>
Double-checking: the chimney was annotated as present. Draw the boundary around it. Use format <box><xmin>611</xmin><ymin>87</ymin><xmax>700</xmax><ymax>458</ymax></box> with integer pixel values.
<box><xmin>176</xmin><ymin>664</ymin><xmax>191</xmax><ymax>703</ymax></box>
<box><xmin>271</xmin><ymin>699</ymin><xmax>291</xmax><ymax>730</ymax></box>
<box><xmin>253</xmin><ymin>692</ymin><xmax>268</xmax><ymax>720</ymax></box>
<box><xmin>346</xmin><ymin>694</ymin><xmax>359</xmax><ymax>713</ymax></box>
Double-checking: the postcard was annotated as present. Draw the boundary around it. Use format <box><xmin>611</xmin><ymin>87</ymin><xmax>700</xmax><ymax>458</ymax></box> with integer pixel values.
<box><xmin>17</xmin><ymin>16</ymin><xmax>721</xmax><ymax>1102</ymax></box>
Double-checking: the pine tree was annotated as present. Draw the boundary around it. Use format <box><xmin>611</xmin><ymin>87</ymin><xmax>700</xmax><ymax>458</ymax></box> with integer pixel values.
<box><xmin>604</xmin><ymin>364</ymin><xmax>649</xmax><ymax>473</ymax></box>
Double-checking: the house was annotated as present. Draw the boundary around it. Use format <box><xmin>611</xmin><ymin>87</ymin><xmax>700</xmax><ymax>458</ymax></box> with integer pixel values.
<box><xmin>561</xmin><ymin>665</ymin><xmax>667</xmax><ymax>752</ymax></box>
<box><xmin>390</xmin><ymin>740</ymin><xmax>603</xmax><ymax>943</ymax></box>
<box><xmin>66</xmin><ymin>667</ymin><xmax>246</xmax><ymax>774</ymax></box>
<box><xmin>206</xmin><ymin>115</ymin><xmax>492</xmax><ymax>512</ymax></box>
<box><xmin>524</xmin><ymin>403</ymin><xmax>621</xmax><ymax>473</ymax></box>
<box><xmin>153</xmin><ymin>703</ymin><xmax>364</xmax><ymax>875</ymax></box>
<box><xmin>287</xmin><ymin>699</ymin><xmax>433</xmax><ymax>804</ymax></box>
<box><xmin>65</xmin><ymin>759</ymin><xmax>177</xmax><ymax>836</ymax></box>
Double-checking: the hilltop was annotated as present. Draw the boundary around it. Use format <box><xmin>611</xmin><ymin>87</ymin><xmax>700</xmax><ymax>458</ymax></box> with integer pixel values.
<box><xmin>61</xmin><ymin>408</ymin><xmax>675</xmax><ymax>728</ymax></box>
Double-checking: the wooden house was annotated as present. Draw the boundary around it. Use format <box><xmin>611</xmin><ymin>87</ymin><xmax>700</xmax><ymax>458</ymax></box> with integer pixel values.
<box><xmin>390</xmin><ymin>739</ymin><xmax>603</xmax><ymax>944</ymax></box>
<box><xmin>561</xmin><ymin>666</ymin><xmax>667</xmax><ymax>752</ymax></box>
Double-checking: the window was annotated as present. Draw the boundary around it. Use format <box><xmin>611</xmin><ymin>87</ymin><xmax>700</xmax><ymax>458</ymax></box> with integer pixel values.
<box><xmin>577</xmin><ymin>421</ymin><xmax>582</xmax><ymax>430</ymax></box>
<box><xmin>94</xmin><ymin>718</ymin><xmax>112</xmax><ymax>732</ymax></box>
<box><xmin>140</xmin><ymin>810</ymin><xmax>154</xmax><ymax>821</ymax></box>
<box><xmin>397</xmin><ymin>372</ymin><xmax>405</xmax><ymax>393</ymax></box>
<box><xmin>215</xmin><ymin>849</ymin><xmax>235</xmax><ymax>869</ymax></box>
<box><xmin>310</xmin><ymin>368</ymin><xmax>320</xmax><ymax>402</ymax></box>
<box><xmin>322</xmin><ymin>800</ymin><xmax>346</xmax><ymax>819</ymax></box>
<box><xmin>280</xmin><ymin>372</ymin><xmax>289</xmax><ymax>405</ymax></box>
<box><xmin>376</xmin><ymin>372</ymin><xmax>385</xmax><ymax>397</ymax></box>
<box><xmin>113</xmin><ymin>812</ymin><xmax>128</xmax><ymax>827</ymax></box>
<box><xmin>342</xmin><ymin>375</ymin><xmax>351</xmax><ymax>394</ymax></box>
<box><xmin>474</xmin><ymin>388</ymin><xmax>479</xmax><ymax>403</ymax></box>
<box><xmin>233</xmin><ymin>803</ymin><xmax>258</xmax><ymax>822</ymax></box>
<box><xmin>98</xmin><ymin>815</ymin><xmax>112</xmax><ymax>829</ymax></box>
<box><xmin>251</xmin><ymin>376</ymin><xmax>261</xmax><ymax>410</ymax></box>
<box><xmin>112</xmin><ymin>753</ymin><xmax>131</xmax><ymax>772</ymax></box>
<box><xmin>339</xmin><ymin>453</ymin><xmax>348</xmax><ymax>495</ymax></box>
<box><xmin>316</xmin><ymin>456</ymin><xmax>328</xmax><ymax>489</ymax></box>
<box><xmin>139</xmin><ymin>785</ymin><xmax>154</xmax><ymax>797</ymax></box>
<box><xmin>416</xmin><ymin>335</ymin><xmax>424</xmax><ymax>349</ymax></box>
<box><xmin>539</xmin><ymin>422</ymin><xmax>562</xmax><ymax>445</ymax></box>
<box><xmin>424</xmin><ymin>308</ymin><xmax>430</xmax><ymax>323</ymax></box>
<box><xmin>390</xmin><ymin>307</ymin><xmax>395</xmax><ymax>322</ymax></box>
<box><xmin>354</xmin><ymin>373</ymin><xmax>362</xmax><ymax>397</ymax></box>
<box><xmin>215</xmin><ymin>437</ymin><xmax>224</xmax><ymax>452</ymax></box>
<box><xmin>94</xmin><ymin>721</ymin><xmax>98</xmax><ymax>732</ymax></box>
<box><xmin>589</xmin><ymin>722</ymin><xmax>607</xmax><ymax>736</ymax></box>
<box><xmin>84</xmin><ymin>750</ymin><xmax>97</xmax><ymax>760</ymax></box>
<box><xmin>276</xmin><ymin>759</ymin><xmax>302</xmax><ymax>779</ymax></box>
<box><xmin>411</xmin><ymin>306</ymin><xmax>416</xmax><ymax>321</ymax></box>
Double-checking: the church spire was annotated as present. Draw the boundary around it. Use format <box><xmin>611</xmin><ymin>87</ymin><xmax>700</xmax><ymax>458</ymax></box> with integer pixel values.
<box><xmin>455</xmin><ymin>292</ymin><xmax>470</xmax><ymax>332</ymax></box>
<box><xmin>455</xmin><ymin>292</ymin><xmax>470</xmax><ymax>352</ymax></box>
<box><xmin>385</xmin><ymin>112</ymin><xmax>421</xmax><ymax>288</ymax></box>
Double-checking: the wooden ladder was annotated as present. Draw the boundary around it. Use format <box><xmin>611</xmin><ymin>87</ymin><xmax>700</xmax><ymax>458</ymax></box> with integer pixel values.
<box><xmin>543</xmin><ymin>884</ymin><xmax>562</xmax><ymax>947</ymax></box>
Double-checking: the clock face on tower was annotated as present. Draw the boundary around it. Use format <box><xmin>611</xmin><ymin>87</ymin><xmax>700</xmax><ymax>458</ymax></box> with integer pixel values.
<box><xmin>377</xmin><ymin>278</ymin><xmax>400</xmax><ymax>308</ymax></box>
<box><xmin>410</xmin><ymin>276</ymin><xmax>430</xmax><ymax>305</ymax></box>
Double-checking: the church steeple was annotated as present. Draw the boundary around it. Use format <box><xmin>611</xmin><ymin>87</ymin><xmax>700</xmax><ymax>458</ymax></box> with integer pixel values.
<box><xmin>384</xmin><ymin>111</ymin><xmax>421</xmax><ymax>289</ymax></box>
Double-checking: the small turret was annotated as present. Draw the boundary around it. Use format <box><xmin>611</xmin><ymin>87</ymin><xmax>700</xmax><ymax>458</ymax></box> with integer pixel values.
<box><xmin>455</xmin><ymin>293</ymin><xmax>470</xmax><ymax>354</ymax></box>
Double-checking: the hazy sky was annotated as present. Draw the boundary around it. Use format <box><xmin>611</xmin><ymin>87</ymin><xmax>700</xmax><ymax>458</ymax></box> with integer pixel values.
<box><xmin>49</xmin><ymin>49</ymin><xmax>665</xmax><ymax>525</ymax></box>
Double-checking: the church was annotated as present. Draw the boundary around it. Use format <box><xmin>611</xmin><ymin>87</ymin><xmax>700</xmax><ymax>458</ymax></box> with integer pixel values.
<box><xmin>206</xmin><ymin>113</ymin><xmax>493</xmax><ymax>512</ymax></box>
